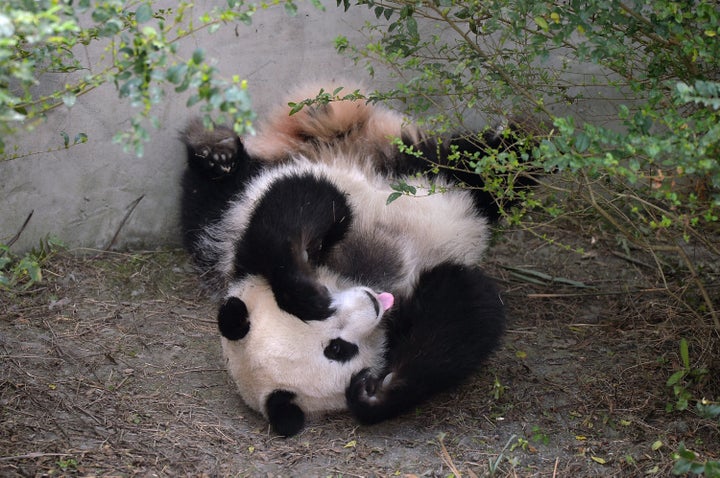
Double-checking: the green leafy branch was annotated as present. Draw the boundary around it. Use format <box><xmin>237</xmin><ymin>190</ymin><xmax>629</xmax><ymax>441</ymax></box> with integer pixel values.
<box><xmin>1</xmin><ymin>0</ymin><xmax>317</xmax><ymax>158</ymax></box>
<box><xmin>334</xmin><ymin>0</ymin><xmax>720</xmax><ymax>329</ymax></box>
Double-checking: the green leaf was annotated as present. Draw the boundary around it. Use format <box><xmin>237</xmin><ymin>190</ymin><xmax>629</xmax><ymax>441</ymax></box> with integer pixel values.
<box><xmin>574</xmin><ymin>132</ymin><xmax>590</xmax><ymax>153</ymax></box>
<box><xmin>406</xmin><ymin>16</ymin><xmax>418</xmax><ymax>38</ymax></box>
<box><xmin>386</xmin><ymin>192</ymin><xmax>402</xmax><ymax>205</ymax></box>
<box><xmin>284</xmin><ymin>1</ymin><xmax>298</xmax><ymax>16</ymax></box>
<box><xmin>679</xmin><ymin>338</ymin><xmax>689</xmax><ymax>369</ymax></box>
<box><xmin>135</xmin><ymin>3</ymin><xmax>153</xmax><ymax>23</ymax></box>
<box><xmin>534</xmin><ymin>16</ymin><xmax>549</xmax><ymax>31</ymax></box>
<box><xmin>166</xmin><ymin>64</ymin><xmax>188</xmax><ymax>84</ymax></box>
<box><xmin>28</xmin><ymin>264</ymin><xmax>42</xmax><ymax>283</ymax></box>
<box><xmin>666</xmin><ymin>370</ymin><xmax>685</xmax><ymax>387</ymax></box>
<box><xmin>186</xmin><ymin>94</ymin><xmax>201</xmax><ymax>107</ymax></box>
<box><xmin>192</xmin><ymin>49</ymin><xmax>205</xmax><ymax>64</ymax></box>
<box><xmin>288</xmin><ymin>102</ymin><xmax>304</xmax><ymax>115</ymax></box>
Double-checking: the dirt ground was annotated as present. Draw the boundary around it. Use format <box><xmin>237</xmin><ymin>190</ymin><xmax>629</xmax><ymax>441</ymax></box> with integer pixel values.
<box><xmin>1</xmin><ymin>226</ymin><xmax>718</xmax><ymax>477</ymax></box>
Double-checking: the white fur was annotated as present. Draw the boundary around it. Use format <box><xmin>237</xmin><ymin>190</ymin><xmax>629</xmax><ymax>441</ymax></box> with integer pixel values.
<box><xmin>222</xmin><ymin>277</ymin><xmax>387</xmax><ymax>416</ymax></box>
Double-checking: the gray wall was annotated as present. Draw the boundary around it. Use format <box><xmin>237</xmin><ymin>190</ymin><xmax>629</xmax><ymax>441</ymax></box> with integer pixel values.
<box><xmin>1</xmin><ymin>2</ymin><xmax>620</xmax><ymax>253</ymax></box>
<box><xmin>1</xmin><ymin>2</ymin><xmax>383</xmax><ymax>252</ymax></box>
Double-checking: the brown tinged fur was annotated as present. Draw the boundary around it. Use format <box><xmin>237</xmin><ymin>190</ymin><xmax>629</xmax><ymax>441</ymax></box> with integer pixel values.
<box><xmin>243</xmin><ymin>82</ymin><xmax>423</xmax><ymax>170</ymax></box>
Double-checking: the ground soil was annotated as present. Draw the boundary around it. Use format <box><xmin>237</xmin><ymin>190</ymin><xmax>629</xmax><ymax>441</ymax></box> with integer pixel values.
<box><xmin>1</xmin><ymin>227</ymin><xmax>718</xmax><ymax>477</ymax></box>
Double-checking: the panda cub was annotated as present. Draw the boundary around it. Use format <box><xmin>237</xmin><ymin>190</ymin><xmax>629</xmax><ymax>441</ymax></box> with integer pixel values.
<box><xmin>180</xmin><ymin>82</ymin><xmax>509</xmax><ymax>437</ymax></box>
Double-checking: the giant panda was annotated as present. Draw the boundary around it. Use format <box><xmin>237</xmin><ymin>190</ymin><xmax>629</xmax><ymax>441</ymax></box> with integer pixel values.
<box><xmin>179</xmin><ymin>82</ymin><xmax>516</xmax><ymax>437</ymax></box>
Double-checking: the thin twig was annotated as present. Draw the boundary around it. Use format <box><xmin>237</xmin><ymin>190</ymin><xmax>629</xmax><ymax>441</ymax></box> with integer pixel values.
<box><xmin>526</xmin><ymin>288</ymin><xmax>667</xmax><ymax>298</ymax></box>
<box><xmin>2</xmin><ymin>210</ymin><xmax>34</xmax><ymax>252</ymax></box>
<box><xmin>0</xmin><ymin>452</ymin><xmax>72</xmax><ymax>461</ymax></box>
<box><xmin>438</xmin><ymin>435</ymin><xmax>462</xmax><ymax>478</ymax></box>
<box><xmin>104</xmin><ymin>195</ymin><xmax>145</xmax><ymax>251</ymax></box>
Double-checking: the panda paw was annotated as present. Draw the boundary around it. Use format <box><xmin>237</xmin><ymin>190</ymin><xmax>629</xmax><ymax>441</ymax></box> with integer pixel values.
<box><xmin>191</xmin><ymin>135</ymin><xmax>240</xmax><ymax>176</ymax></box>
<box><xmin>182</xmin><ymin>118</ymin><xmax>242</xmax><ymax>177</ymax></box>
<box><xmin>347</xmin><ymin>369</ymin><xmax>395</xmax><ymax>406</ymax></box>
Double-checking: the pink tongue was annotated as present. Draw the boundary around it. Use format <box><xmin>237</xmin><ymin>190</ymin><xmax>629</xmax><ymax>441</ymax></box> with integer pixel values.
<box><xmin>377</xmin><ymin>292</ymin><xmax>394</xmax><ymax>312</ymax></box>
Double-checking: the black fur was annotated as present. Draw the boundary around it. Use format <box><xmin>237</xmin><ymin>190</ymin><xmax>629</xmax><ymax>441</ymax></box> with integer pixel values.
<box><xmin>180</xmin><ymin>123</ymin><xmax>259</xmax><ymax>270</ymax></box>
<box><xmin>324</xmin><ymin>338</ymin><xmax>360</xmax><ymax>363</ymax></box>
<box><xmin>233</xmin><ymin>174</ymin><xmax>352</xmax><ymax>321</ymax></box>
<box><xmin>324</xmin><ymin>231</ymin><xmax>407</xmax><ymax>292</ymax></box>
<box><xmin>217</xmin><ymin>297</ymin><xmax>250</xmax><ymax>340</ymax></box>
<box><xmin>346</xmin><ymin>263</ymin><xmax>504</xmax><ymax>423</ymax></box>
<box><xmin>266</xmin><ymin>390</ymin><xmax>305</xmax><ymax>437</ymax></box>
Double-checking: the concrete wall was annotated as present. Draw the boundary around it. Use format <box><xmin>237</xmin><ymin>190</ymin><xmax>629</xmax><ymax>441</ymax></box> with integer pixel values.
<box><xmin>1</xmin><ymin>2</ymin><xmax>621</xmax><ymax>253</ymax></box>
<box><xmin>1</xmin><ymin>1</ymin><xmax>384</xmax><ymax>252</ymax></box>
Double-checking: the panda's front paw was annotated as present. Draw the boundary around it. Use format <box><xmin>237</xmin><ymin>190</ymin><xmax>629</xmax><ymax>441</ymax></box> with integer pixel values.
<box><xmin>348</xmin><ymin>369</ymin><xmax>409</xmax><ymax>425</ymax></box>
<box><xmin>348</xmin><ymin>369</ymin><xmax>394</xmax><ymax>405</ymax></box>
<box><xmin>272</xmin><ymin>274</ymin><xmax>332</xmax><ymax>322</ymax></box>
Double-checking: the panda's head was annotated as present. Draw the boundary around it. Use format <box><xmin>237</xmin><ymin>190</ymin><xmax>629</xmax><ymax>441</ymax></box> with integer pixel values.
<box><xmin>217</xmin><ymin>277</ymin><xmax>394</xmax><ymax>437</ymax></box>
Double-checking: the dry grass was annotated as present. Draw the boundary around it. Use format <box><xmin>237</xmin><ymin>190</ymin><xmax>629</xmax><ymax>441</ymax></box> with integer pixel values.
<box><xmin>1</xmin><ymin>232</ymin><xmax>718</xmax><ymax>477</ymax></box>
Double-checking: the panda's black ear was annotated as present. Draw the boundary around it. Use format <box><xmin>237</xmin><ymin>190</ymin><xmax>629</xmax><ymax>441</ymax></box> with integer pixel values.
<box><xmin>266</xmin><ymin>390</ymin><xmax>305</xmax><ymax>437</ymax></box>
<box><xmin>217</xmin><ymin>297</ymin><xmax>250</xmax><ymax>340</ymax></box>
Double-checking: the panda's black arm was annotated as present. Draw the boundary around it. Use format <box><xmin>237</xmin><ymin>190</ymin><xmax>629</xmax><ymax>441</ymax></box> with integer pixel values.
<box><xmin>346</xmin><ymin>262</ymin><xmax>506</xmax><ymax>424</ymax></box>
<box><xmin>266</xmin><ymin>390</ymin><xmax>305</xmax><ymax>437</ymax></box>
<box><xmin>233</xmin><ymin>173</ymin><xmax>354</xmax><ymax>321</ymax></box>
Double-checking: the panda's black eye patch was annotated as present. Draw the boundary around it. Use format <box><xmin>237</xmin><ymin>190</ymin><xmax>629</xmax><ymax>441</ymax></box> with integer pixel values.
<box><xmin>324</xmin><ymin>338</ymin><xmax>359</xmax><ymax>363</ymax></box>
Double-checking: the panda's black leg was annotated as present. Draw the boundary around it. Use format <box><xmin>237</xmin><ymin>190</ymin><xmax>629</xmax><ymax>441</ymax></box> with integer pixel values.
<box><xmin>180</xmin><ymin>118</ymin><xmax>254</xmax><ymax>258</ymax></box>
<box><xmin>346</xmin><ymin>262</ymin><xmax>506</xmax><ymax>425</ymax></box>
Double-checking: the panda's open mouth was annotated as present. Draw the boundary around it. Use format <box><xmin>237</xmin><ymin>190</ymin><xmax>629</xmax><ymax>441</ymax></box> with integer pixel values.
<box><xmin>363</xmin><ymin>290</ymin><xmax>380</xmax><ymax>316</ymax></box>
<box><xmin>363</xmin><ymin>290</ymin><xmax>394</xmax><ymax>317</ymax></box>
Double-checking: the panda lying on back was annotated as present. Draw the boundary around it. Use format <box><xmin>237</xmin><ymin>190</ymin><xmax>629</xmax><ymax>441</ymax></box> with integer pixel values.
<box><xmin>180</xmin><ymin>82</ymin><xmax>513</xmax><ymax>437</ymax></box>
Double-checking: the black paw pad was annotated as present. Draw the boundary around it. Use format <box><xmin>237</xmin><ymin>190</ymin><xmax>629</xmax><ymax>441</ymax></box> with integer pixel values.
<box><xmin>193</xmin><ymin>136</ymin><xmax>239</xmax><ymax>175</ymax></box>
<box><xmin>182</xmin><ymin>119</ymin><xmax>242</xmax><ymax>177</ymax></box>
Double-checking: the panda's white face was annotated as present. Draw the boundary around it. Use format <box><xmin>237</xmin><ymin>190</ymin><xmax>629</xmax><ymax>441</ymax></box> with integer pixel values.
<box><xmin>219</xmin><ymin>277</ymin><xmax>393</xmax><ymax>430</ymax></box>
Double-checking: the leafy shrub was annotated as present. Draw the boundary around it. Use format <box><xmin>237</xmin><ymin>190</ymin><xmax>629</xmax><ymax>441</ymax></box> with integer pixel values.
<box><xmin>0</xmin><ymin>0</ymin><xmax>293</xmax><ymax>157</ymax></box>
<box><xmin>335</xmin><ymin>0</ymin><xmax>720</xmax><ymax>327</ymax></box>
<box><xmin>673</xmin><ymin>442</ymin><xmax>720</xmax><ymax>477</ymax></box>
<box><xmin>0</xmin><ymin>236</ymin><xmax>63</xmax><ymax>290</ymax></box>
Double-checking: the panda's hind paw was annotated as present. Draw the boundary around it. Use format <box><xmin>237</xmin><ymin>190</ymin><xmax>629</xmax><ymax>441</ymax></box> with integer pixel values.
<box><xmin>182</xmin><ymin>118</ymin><xmax>242</xmax><ymax>177</ymax></box>
<box><xmin>192</xmin><ymin>136</ymin><xmax>239</xmax><ymax>176</ymax></box>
